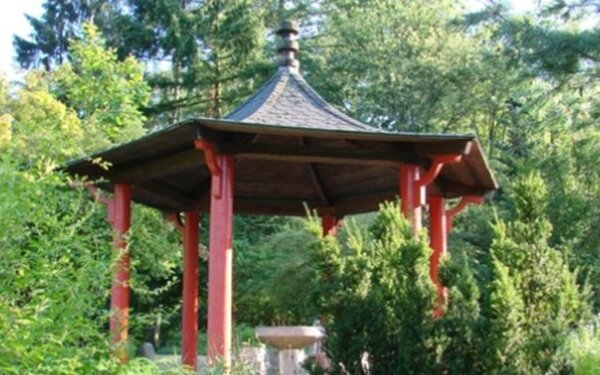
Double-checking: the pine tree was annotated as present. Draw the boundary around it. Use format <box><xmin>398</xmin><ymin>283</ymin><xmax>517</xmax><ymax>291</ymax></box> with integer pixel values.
<box><xmin>13</xmin><ymin>0</ymin><xmax>123</xmax><ymax>70</ymax></box>
<box><xmin>436</xmin><ymin>249</ymin><xmax>488</xmax><ymax>374</ymax></box>
<box><xmin>486</xmin><ymin>173</ymin><xmax>589</xmax><ymax>374</ymax></box>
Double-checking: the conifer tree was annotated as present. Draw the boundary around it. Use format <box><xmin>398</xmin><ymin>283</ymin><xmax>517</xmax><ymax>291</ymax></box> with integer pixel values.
<box><xmin>13</xmin><ymin>0</ymin><xmax>123</xmax><ymax>70</ymax></box>
<box><xmin>436</xmin><ymin>249</ymin><xmax>488</xmax><ymax>374</ymax></box>
<box><xmin>486</xmin><ymin>173</ymin><xmax>589</xmax><ymax>374</ymax></box>
<box><xmin>307</xmin><ymin>203</ymin><xmax>438</xmax><ymax>375</ymax></box>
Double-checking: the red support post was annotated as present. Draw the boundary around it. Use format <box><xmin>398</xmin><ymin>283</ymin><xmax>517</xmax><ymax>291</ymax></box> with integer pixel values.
<box><xmin>111</xmin><ymin>183</ymin><xmax>132</xmax><ymax>362</ymax></box>
<box><xmin>428</xmin><ymin>196</ymin><xmax>447</xmax><ymax>318</ymax></box>
<box><xmin>399</xmin><ymin>164</ymin><xmax>422</xmax><ymax>235</ymax></box>
<box><xmin>320</xmin><ymin>213</ymin><xmax>340</xmax><ymax>324</ymax></box>
<box><xmin>400</xmin><ymin>155</ymin><xmax>462</xmax><ymax>237</ymax></box>
<box><xmin>321</xmin><ymin>214</ymin><xmax>339</xmax><ymax>237</ymax></box>
<box><xmin>428</xmin><ymin>195</ymin><xmax>484</xmax><ymax>317</ymax></box>
<box><xmin>182</xmin><ymin>211</ymin><xmax>200</xmax><ymax>370</ymax></box>
<box><xmin>207</xmin><ymin>155</ymin><xmax>234</xmax><ymax>369</ymax></box>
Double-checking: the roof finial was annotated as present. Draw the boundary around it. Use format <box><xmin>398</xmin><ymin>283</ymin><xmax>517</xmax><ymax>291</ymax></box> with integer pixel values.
<box><xmin>276</xmin><ymin>20</ymin><xmax>299</xmax><ymax>71</ymax></box>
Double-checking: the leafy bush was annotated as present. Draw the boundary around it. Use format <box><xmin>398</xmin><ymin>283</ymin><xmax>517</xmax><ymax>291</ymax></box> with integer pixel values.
<box><xmin>484</xmin><ymin>173</ymin><xmax>589</xmax><ymax>374</ymax></box>
<box><xmin>0</xmin><ymin>25</ymin><xmax>181</xmax><ymax>373</ymax></box>
<box><xmin>0</xmin><ymin>157</ymin><xmax>115</xmax><ymax>374</ymax></box>
<box><xmin>235</xmin><ymin>218</ymin><xmax>319</xmax><ymax>325</ymax></box>
<box><xmin>0</xmin><ymin>156</ymin><xmax>185</xmax><ymax>374</ymax></box>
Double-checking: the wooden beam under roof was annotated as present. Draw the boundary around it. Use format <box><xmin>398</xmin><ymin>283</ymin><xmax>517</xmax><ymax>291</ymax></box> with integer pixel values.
<box><xmin>219</xmin><ymin>143</ymin><xmax>421</xmax><ymax>166</ymax></box>
<box><xmin>437</xmin><ymin>178</ymin><xmax>495</xmax><ymax>198</ymax></box>
<box><xmin>299</xmin><ymin>137</ymin><xmax>331</xmax><ymax>205</ymax></box>
<box><xmin>111</xmin><ymin>149</ymin><xmax>205</xmax><ymax>183</ymax></box>
<box><xmin>190</xmin><ymin>197</ymin><xmax>326</xmax><ymax>216</ymax></box>
<box><xmin>137</xmin><ymin>182</ymin><xmax>198</xmax><ymax>211</ymax></box>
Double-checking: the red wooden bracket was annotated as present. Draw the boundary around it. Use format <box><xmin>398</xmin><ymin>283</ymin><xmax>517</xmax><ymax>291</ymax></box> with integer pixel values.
<box><xmin>195</xmin><ymin>140</ymin><xmax>223</xmax><ymax>198</ymax></box>
<box><xmin>194</xmin><ymin>140</ymin><xmax>221</xmax><ymax>177</ymax></box>
<box><xmin>445</xmin><ymin>195</ymin><xmax>484</xmax><ymax>232</ymax></box>
<box><xmin>85</xmin><ymin>183</ymin><xmax>115</xmax><ymax>224</ymax></box>
<box><xmin>413</xmin><ymin>154</ymin><xmax>462</xmax><ymax>206</ymax></box>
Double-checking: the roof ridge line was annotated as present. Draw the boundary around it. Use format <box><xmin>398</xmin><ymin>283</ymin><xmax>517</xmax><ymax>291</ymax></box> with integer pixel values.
<box><xmin>289</xmin><ymin>71</ymin><xmax>378</xmax><ymax>132</ymax></box>
<box><xmin>225</xmin><ymin>69</ymin><xmax>284</xmax><ymax>120</ymax></box>
<box><xmin>250</xmin><ymin>68</ymin><xmax>292</xmax><ymax>117</ymax></box>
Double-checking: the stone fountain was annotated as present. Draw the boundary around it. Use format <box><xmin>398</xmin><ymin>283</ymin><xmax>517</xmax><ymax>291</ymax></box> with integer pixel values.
<box><xmin>256</xmin><ymin>326</ymin><xmax>325</xmax><ymax>375</ymax></box>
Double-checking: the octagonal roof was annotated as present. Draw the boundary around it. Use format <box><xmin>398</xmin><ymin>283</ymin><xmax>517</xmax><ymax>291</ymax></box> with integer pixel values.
<box><xmin>64</xmin><ymin>21</ymin><xmax>497</xmax><ymax>216</ymax></box>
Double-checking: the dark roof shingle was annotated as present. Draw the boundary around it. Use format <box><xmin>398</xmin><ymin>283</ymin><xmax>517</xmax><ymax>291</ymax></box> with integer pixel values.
<box><xmin>226</xmin><ymin>67</ymin><xmax>379</xmax><ymax>132</ymax></box>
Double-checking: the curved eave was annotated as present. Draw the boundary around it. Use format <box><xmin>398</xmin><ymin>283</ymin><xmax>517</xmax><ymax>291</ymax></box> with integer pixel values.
<box><xmin>64</xmin><ymin>117</ymin><xmax>498</xmax><ymax>216</ymax></box>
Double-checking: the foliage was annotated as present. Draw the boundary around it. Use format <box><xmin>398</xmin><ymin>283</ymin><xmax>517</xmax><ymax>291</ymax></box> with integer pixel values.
<box><xmin>0</xmin><ymin>156</ymin><xmax>115</xmax><ymax>374</ymax></box>
<box><xmin>485</xmin><ymin>172</ymin><xmax>589</xmax><ymax>374</ymax></box>
<box><xmin>2</xmin><ymin>72</ymin><xmax>82</xmax><ymax>164</ymax></box>
<box><xmin>306</xmin><ymin>0</ymin><xmax>487</xmax><ymax>133</ymax></box>
<box><xmin>54</xmin><ymin>23</ymin><xmax>150</xmax><ymax>149</ymax></box>
<box><xmin>17</xmin><ymin>0</ymin><xmax>323</xmax><ymax>122</ymax></box>
<box><xmin>435</xmin><ymin>247</ymin><xmax>487</xmax><ymax>374</ymax></box>
<box><xmin>0</xmin><ymin>25</ymin><xmax>182</xmax><ymax>374</ymax></box>
<box><xmin>566</xmin><ymin>320</ymin><xmax>600</xmax><ymax>375</ymax></box>
<box><xmin>235</xmin><ymin>218</ymin><xmax>318</xmax><ymax>326</ymax></box>
<box><xmin>306</xmin><ymin>202</ymin><xmax>438</xmax><ymax>375</ymax></box>
<box><xmin>126</xmin><ymin>205</ymin><xmax>183</xmax><ymax>348</ymax></box>
<box><xmin>0</xmin><ymin>158</ymin><xmax>183</xmax><ymax>375</ymax></box>
<box><xmin>14</xmin><ymin>0</ymin><xmax>126</xmax><ymax>71</ymax></box>
<box><xmin>436</xmin><ymin>173</ymin><xmax>591</xmax><ymax>375</ymax></box>
<box><xmin>93</xmin><ymin>0</ymin><xmax>268</xmax><ymax>122</ymax></box>
<box><xmin>302</xmin><ymin>175</ymin><xmax>589</xmax><ymax>375</ymax></box>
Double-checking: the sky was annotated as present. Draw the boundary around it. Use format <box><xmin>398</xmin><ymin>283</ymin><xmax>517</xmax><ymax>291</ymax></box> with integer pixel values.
<box><xmin>0</xmin><ymin>0</ymin><xmax>538</xmax><ymax>82</ymax></box>
<box><xmin>0</xmin><ymin>1</ymin><xmax>44</xmax><ymax>81</ymax></box>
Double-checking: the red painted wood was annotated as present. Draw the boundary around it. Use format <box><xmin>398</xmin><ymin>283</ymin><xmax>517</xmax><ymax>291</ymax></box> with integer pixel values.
<box><xmin>182</xmin><ymin>211</ymin><xmax>200</xmax><ymax>370</ymax></box>
<box><xmin>399</xmin><ymin>164</ymin><xmax>422</xmax><ymax>235</ymax></box>
<box><xmin>195</xmin><ymin>140</ymin><xmax>222</xmax><ymax>177</ymax></box>
<box><xmin>414</xmin><ymin>154</ymin><xmax>462</xmax><ymax>193</ymax></box>
<box><xmin>111</xmin><ymin>183</ymin><xmax>132</xmax><ymax>363</ymax></box>
<box><xmin>428</xmin><ymin>196</ymin><xmax>447</xmax><ymax>318</ymax></box>
<box><xmin>207</xmin><ymin>155</ymin><xmax>234</xmax><ymax>368</ymax></box>
<box><xmin>445</xmin><ymin>195</ymin><xmax>484</xmax><ymax>232</ymax></box>
<box><xmin>321</xmin><ymin>214</ymin><xmax>338</xmax><ymax>237</ymax></box>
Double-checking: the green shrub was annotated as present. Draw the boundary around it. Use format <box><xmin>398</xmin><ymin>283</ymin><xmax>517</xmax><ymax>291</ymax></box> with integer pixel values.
<box><xmin>307</xmin><ymin>202</ymin><xmax>438</xmax><ymax>374</ymax></box>
<box><xmin>567</xmin><ymin>322</ymin><xmax>600</xmax><ymax>375</ymax></box>
<box><xmin>0</xmin><ymin>157</ymin><xmax>116</xmax><ymax>374</ymax></box>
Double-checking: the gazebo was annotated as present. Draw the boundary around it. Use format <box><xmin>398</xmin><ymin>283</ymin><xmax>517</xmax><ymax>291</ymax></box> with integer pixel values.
<box><xmin>65</xmin><ymin>21</ymin><xmax>497</xmax><ymax>371</ymax></box>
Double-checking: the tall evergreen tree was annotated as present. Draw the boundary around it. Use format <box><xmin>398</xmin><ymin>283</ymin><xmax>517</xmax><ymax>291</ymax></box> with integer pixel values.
<box><xmin>123</xmin><ymin>0</ymin><xmax>313</xmax><ymax>123</ymax></box>
<box><xmin>486</xmin><ymin>173</ymin><xmax>589</xmax><ymax>374</ymax></box>
<box><xmin>13</xmin><ymin>0</ymin><xmax>124</xmax><ymax>70</ymax></box>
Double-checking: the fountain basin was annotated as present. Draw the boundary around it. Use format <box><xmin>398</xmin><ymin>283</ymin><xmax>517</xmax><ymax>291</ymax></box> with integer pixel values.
<box><xmin>255</xmin><ymin>326</ymin><xmax>325</xmax><ymax>350</ymax></box>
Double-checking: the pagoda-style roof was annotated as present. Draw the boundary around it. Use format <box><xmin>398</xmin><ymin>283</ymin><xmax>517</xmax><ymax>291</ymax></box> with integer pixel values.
<box><xmin>226</xmin><ymin>67</ymin><xmax>376</xmax><ymax>132</ymax></box>
<box><xmin>64</xmin><ymin>21</ymin><xmax>497</xmax><ymax>216</ymax></box>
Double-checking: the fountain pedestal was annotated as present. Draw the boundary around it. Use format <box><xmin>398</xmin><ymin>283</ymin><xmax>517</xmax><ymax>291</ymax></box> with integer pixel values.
<box><xmin>256</xmin><ymin>326</ymin><xmax>325</xmax><ymax>375</ymax></box>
